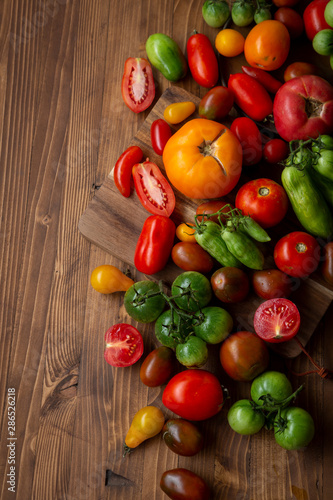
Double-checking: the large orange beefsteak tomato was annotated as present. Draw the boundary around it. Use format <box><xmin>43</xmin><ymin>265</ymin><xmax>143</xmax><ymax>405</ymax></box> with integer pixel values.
<box><xmin>162</xmin><ymin>118</ymin><xmax>242</xmax><ymax>199</ymax></box>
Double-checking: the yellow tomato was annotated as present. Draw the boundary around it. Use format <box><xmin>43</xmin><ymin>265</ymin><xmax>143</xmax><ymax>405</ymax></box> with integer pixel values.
<box><xmin>163</xmin><ymin>101</ymin><xmax>196</xmax><ymax>124</ymax></box>
<box><xmin>176</xmin><ymin>222</ymin><xmax>197</xmax><ymax>242</ymax></box>
<box><xmin>124</xmin><ymin>406</ymin><xmax>165</xmax><ymax>453</ymax></box>
<box><xmin>215</xmin><ymin>29</ymin><xmax>245</xmax><ymax>57</ymax></box>
<box><xmin>90</xmin><ymin>265</ymin><xmax>134</xmax><ymax>294</ymax></box>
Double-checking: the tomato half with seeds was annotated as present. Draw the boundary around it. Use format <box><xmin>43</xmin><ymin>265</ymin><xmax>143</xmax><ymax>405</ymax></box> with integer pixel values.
<box><xmin>274</xmin><ymin>231</ymin><xmax>321</xmax><ymax>278</ymax></box>
<box><xmin>104</xmin><ymin>323</ymin><xmax>144</xmax><ymax>367</ymax></box>
<box><xmin>121</xmin><ymin>57</ymin><xmax>155</xmax><ymax>113</ymax></box>
<box><xmin>254</xmin><ymin>298</ymin><xmax>301</xmax><ymax>343</ymax></box>
<box><xmin>132</xmin><ymin>160</ymin><xmax>176</xmax><ymax>216</ymax></box>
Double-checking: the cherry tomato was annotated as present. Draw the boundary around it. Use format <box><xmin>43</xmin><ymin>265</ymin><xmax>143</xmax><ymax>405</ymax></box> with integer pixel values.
<box><xmin>252</xmin><ymin>269</ymin><xmax>293</xmax><ymax>299</ymax></box>
<box><xmin>140</xmin><ymin>347</ymin><xmax>176</xmax><ymax>387</ymax></box>
<box><xmin>171</xmin><ymin>242</ymin><xmax>214</xmax><ymax>273</ymax></box>
<box><xmin>215</xmin><ymin>29</ymin><xmax>245</xmax><ymax>57</ymax></box>
<box><xmin>250</xmin><ymin>370</ymin><xmax>293</xmax><ymax>404</ymax></box>
<box><xmin>160</xmin><ymin>468</ymin><xmax>210</xmax><ymax>500</ymax></box>
<box><xmin>263</xmin><ymin>139</ymin><xmax>289</xmax><ymax>164</ymax></box>
<box><xmin>186</xmin><ymin>32</ymin><xmax>219</xmax><ymax>88</ymax></box>
<box><xmin>211</xmin><ymin>267</ymin><xmax>250</xmax><ymax>303</ymax></box>
<box><xmin>228</xmin><ymin>73</ymin><xmax>273</xmax><ymax>122</ymax></box>
<box><xmin>163</xmin><ymin>101</ymin><xmax>196</xmax><ymax>124</ymax></box>
<box><xmin>274</xmin><ymin>7</ymin><xmax>304</xmax><ymax>38</ymax></box>
<box><xmin>322</xmin><ymin>242</ymin><xmax>333</xmax><ymax>285</ymax></box>
<box><xmin>176</xmin><ymin>222</ymin><xmax>196</xmax><ymax>242</ymax></box>
<box><xmin>124</xmin><ymin>280</ymin><xmax>166</xmax><ymax>323</ymax></box>
<box><xmin>244</xmin><ymin>20</ymin><xmax>290</xmax><ymax>71</ymax></box>
<box><xmin>113</xmin><ymin>145</ymin><xmax>143</xmax><ymax>197</ymax></box>
<box><xmin>274</xmin><ymin>407</ymin><xmax>315</xmax><ymax>450</ymax></box>
<box><xmin>162</xmin><ymin>369</ymin><xmax>224</xmax><ymax>421</ymax></box>
<box><xmin>230</xmin><ymin>117</ymin><xmax>262</xmax><ymax>166</ymax></box>
<box><xmin>151</xmin><ymin>119</ymin><xmax>172</xmax><ymax>155</ymax></box>
<box><xmin>219</xmin><ymin>331</ymin><xmax>269</xmax><ymax>382</ymax></box>
<box><xmin>134</xmin><ymin>215</ymin><xmax>176</xmax><ymax>275</ymax></box>
<box><xmin>175</xmin><ymin>336</ymin><xmax>208</xmax><ymax>369</ymax></box>
<box><xmin>283</xmin><ymin>61</ymin><xmax>321</xmax><ymax>82</ymax></box>
<box><xmin>90</xmin><ymin>265</ymin><xmax>134</xmax><ymax>294</ymax></box>
<box><xmin>162</xmin><ymin>419</ymin><xmax>204</xmax><ymax>456</ymax></box>
<box><xmin>196</xmin><ymin>200</ymin><xmax>234</xmax><ymax>224</ymax></box>
<box><xmin>236</xmin><ymin>178</ymin><xmax>288</xmax><ymax>228</ymax></box>
<box><xmin>124</xmin><ymin>405</ymin><xmax>165</xmax><ymax>451</ymax></box>
<box><xmin>121</xmin><ymin>57</ymin><xmax>155</xmax><ymax>113</ymax></box>
<box><xmin>254</xmin><ymin>298</ymin><xmax>300</xmax><ymax>343</ymax></box>
<box><xmin>274</xmin><ymin>231</ymin><xmax>321</xmax><ymax>278</ymax></box>
<box><xmin>232</xmin><ymin>1</ymin><xmax>255</xmax><ymax>26</ymax></box>
<box><xmin>104</xmin><ymin>323</ymin><xmax>144</xmax><ymax>367</ymax></box>
<box><xmin>132</xmin><ymin>160</ymin><xmax>176</xmax><ymax>217</ymax></box>
<box><xmin>171</xmin><ymin>271</ymin><xmax>212</xmax><ymax>312</ymax></box>
<box><xmin>241</xmin><ymin>66</ymin><xmax>282</xmax><ymax>94</ymax></box>
<box><xmin>303</xmin><ymin>0</ymin><xmax>331</xmax><ymax>41</ymax></box>
<box><xmin>198</xmin><ymin>86</ymin><xmax>234</xmax><ymax>121</ymax></box>
<box><xmin>227</xmin><ymin>399</ymin><xmax>265</xmax><ymax>435</ymax></box>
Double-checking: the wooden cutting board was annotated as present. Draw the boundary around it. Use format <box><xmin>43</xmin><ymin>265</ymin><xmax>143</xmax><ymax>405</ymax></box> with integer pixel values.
<box><xmin>78</xmin><ymin>86</ymin><xmax>333</xmax><ymax>358</ymax></box>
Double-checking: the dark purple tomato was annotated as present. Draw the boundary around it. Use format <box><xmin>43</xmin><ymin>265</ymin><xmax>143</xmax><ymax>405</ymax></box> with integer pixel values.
<box><xmin>162</xmin><ymin>419</ymin><xmax>204</xmax><ymax>456</ymax></box>
<box><xmin>252</xmin><ymin>269</ymin><xmax>293</xmax><ymax>299</ymax></box>
<box><xmin>160</xmin><ymin>468</ymin><xmax>211</xmax><ymax>500</ymax></box>
<box><xmin>140</xmin><ymin>346</ymin><xmax>176</xmax><ymax>387</ymax></box>
<box><xmin>211</xmin><ymin>267</ymin><xmax>250</xmax><ymax>303</ymax></box>
<box><xmin>198</xmin><ymin>86</ymin><xmax>234</xmax><ymax>121</ymax></box>
<box><xmin>151</xmin><ymin>118</ymin><xmax>173</xmax><ymax>155</ymax></box>
<box><xmin>322</xmin><ymin>242</ymin><xmax>333</xmax><ymax>285</ymax></box>
<box><xmin>171</xmin><ymin>242</ymin><xmax>214</xmax><ymax>273</ymax></box>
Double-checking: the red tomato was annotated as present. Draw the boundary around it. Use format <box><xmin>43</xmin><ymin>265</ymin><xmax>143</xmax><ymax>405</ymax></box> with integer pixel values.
<box><xmin>160</xmin><ymin>469</ymin><xmax>210</xmax><ymax>500</ymax></box>
<box><xmin>241</xmin><ymin>66</ymin><xmax>282</xmax><ymax>94</ymax></box>
<box><xmin>254</xmin><ymin>298</ymin><xmax>301</xmax><ymax>343</ymax></box>
<box><xmin>196</xmin><ymin>200</ymin><xmax>234</xmax><ymax>224</ymax></box>
<box><xmin>151</xmin><ymin>119</ymin><xmax>172</xmax><ymax>156</ymax></box>
<box><xmin>274</xmin><ymin>231</ymin><xmax>321</xmax><ymax>278</ymax></box>
<box><xmin>134</xmin><ymin>215</ymin><xmax>176</xmax><ymax>275</ymax></box>
<box><xmin>104</xmin><ymin>323</ymin><xmax>144</xmax><ymax>367</ymax></box>
<box><xmin>230</xmin><ymin>117</ymin><xmax>262</xmax><ymax>166</ymax></box>
<box><xmin>219</xmin><ymin>331</ymin><xmax>269</xmax><ymax>382</ymax></box>
<box><xmin>113</xmin><ymin>146</ymin><xmax>143</xmax><ymax>197</ymax></box>
<box><xmin>273</xmin><ymin>75</ymin><xmax>333</xmax><ymax>141</ymax></box>
<box><xmin>235</xmin><ymin>178</ymin><xmax>289</xmax><ymax>228</ymax></box>
<box><xmin>228</xmin><ymin>73</ymin><xmax>273</xmax><ymax>122</ymax></box>
<box><xmin>263</xmin><ymin>139</ymin><xmax>289</xmax><ymax>164</ymax></box>
<box><xmin>274</xmin><ymin>7</ymin><xmax>304</xmax><ymax>38</ymax></box>
<box><xmin>162</xmin><ymin>370</ymin><xmax>224</xmax><ymax>421</ymax></box>
<box><xmin>198</xmin><ymin>86</ymin><xmax>234</xmax><ymax>121</ymax></box>
<box><xmin>121</xmin><ymin>57</ymin><xmax>155</xmax><ymax>113</ymax></box>
<box><xmin>303</xmin><ymin>0</ymin><xmax>331</xmax><ymax>41</ymax></box>
<box><xmin>171</xmin><ymin>242</ymin><xmax>214</xmax><ymax>273</ymax></box>
<box><xmin>132</xmin><ymin>160</ymin><xmax>176</xmax><ymax>217</ymax></box>
<box><xmin>140</xmin><ymin>346</ymin><xmax>176</xmax><ymax>387</ymax></box>
<box><xmin>283</xmin><ymin>61</ymin><xmax>320</xmax><ymax>82</ymax></box>
<box><xmin>186</xmin><ymin>32</ymin><xmax>219</xmax><ymax>88</ymax></box>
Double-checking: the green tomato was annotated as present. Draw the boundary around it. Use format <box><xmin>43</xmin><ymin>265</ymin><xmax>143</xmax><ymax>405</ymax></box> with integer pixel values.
<box><xmin>313</xmin><ymin>149</ymin><xmax>333</xmax><ymax>181</ymax></box>
<box><xmin>124</xmin><ymin>281</ymin><xmax>165</xmax><ymax>323</ymax></box>
<box><xmin>171</xmin><ymin>271</ymin><xmax>212</xmax><ymax>312</ymax></box>
<box><xmin>312</xmin><ymin>135</ymin><xmax>333</xmax><ymax>152</ymax></box>
<box><xmin>146</xmin><ymin>33</ymin><xmax>188</xmax><ymax>82</ymax></box>
<box><xmin>325</xmin><ymin>0</ymin><xmax>333</xmax><ymax>28</ymax></box>
<box><xmin>227</xmin><ymin>399</ymin><xmax>265</xmax><ymax>435</ymax></box>
<box><xmin>176</xmin><ymin>336</ymin><xmax>208</xmax><ymax>368</ymax></box>
<box><xmin>274</xmin><ymin>407</ymin><xmax>315</xmax><ymax>450</ymax></box>
<box><xmin>251</xmin><ymin>371</ymin><xmax>293</xmax><ymax>405</ymax></box>
<box><xmin>155</xmin><ymin>309</ymin><xmax>192</xmax><ymax>349</ymax></box>
<box><xmin>202</xmin><ymin>0</ymin><xmax>230</xmax><ymax>28</ymax></box>
<box><xmin>312</xmin><ymin>28</ymin><xmax>333</xmax><ymax>56</ymax></box>
<box><xmin>231</xmin><ymin>1</ymin><xmax>255</xmax><ymax>27</ymax></box>
<box><xmin>193</xmin><ymin>306</ymin><xmax>233</xmax><ymax>344</ymax></box>
<box><xmin>254</xmin><ymin>7</ymin><xmax>271</xmax><ymax>24</ymax></box>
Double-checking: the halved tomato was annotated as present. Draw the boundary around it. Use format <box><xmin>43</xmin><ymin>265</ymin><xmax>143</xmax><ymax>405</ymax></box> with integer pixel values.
<box><xmin>121</xmin><ymin>57</ymin><xmax>155</xmax><ymax>113</ymax></box>
<box><xmin>253</xmin><ymin>298</ymin><xmax>301</xmax><ymax>343</ymax></box>
<box><xmin>132</xmin><ymin>160</ymin><xmax>176</xmax><ymax>216</ymax></box>
<box><xmin>104</xmin><ymin>323</ymin><xmax>144</xmax><ymax>367</ymax></box>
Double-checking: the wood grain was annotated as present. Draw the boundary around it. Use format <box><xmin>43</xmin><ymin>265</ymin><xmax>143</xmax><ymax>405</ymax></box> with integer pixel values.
<box><xmin>0</xmin><ymin>1</ymin><xmax>332</xmax><ymax>500</ymax></box>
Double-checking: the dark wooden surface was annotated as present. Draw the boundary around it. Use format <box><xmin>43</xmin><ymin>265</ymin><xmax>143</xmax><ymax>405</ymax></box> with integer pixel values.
<box><xmin>1</xmin><ymin>1</ymin><xmax>333</xmax><ymax>499</ymax></box>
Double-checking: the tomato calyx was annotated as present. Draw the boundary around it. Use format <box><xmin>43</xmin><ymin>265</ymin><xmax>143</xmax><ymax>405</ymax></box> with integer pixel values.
<box><xmin>295</xmin><ymin>242</ymin><xmax>307</xmax><ymax>253</ymax></box>
<box><xmin>198</xmin><ymin>129</ymin><xmax>228</xmax><ymax>175</ymax></box>
<box><xmin>304</xmin><ymin>96</ymin><xmax>323</xmax><ymax>118</ymax></box>
<box><xmin>258</xmin><ymin>187</ymin><xmax>270</xmax><ymax>197</ymax></box>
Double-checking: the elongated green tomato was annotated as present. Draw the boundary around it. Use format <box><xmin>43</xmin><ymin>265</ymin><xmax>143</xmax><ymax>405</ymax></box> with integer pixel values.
<box><xmin>238</xmin><ymin>217</ymin><xmax>271</xmax><ymax>242</ymax></box>
<box><xmin>202</xmin><ymin>0</ymin><xmax>231</xmax><ymax>28</ymax></box>
<box><xmin>251</xmin><ymin>371</ymin><xmax>293</xmax><ymax>404</ymax></box>
<box><xmin>171</xmin><ymin>271</ymin><xmax>212</xmax><ymax>312</ymax></box>
<box><xmin>90</xmin><ymin>265</ymin><xmax>134</xmax><ymax>294</ymax></box>
<box><xmin>228</xmin><ymin>399</ymin><xmax>265</xmax><ymax>435</ymax></box>
<box><xmin>176</xmin><ymin>336</ymin><xmax>208</xmax><ymax>368</ymax></box>
<box><xmin>163</xmin><ymin>101</ymin><xmax>196</xmax><ymax>124</ymax></box>
<box><xmin>193</xmin><ymin>306</ymin><xmax>233</xmax><ymax>344</ymax></box>
<box><xmin>221</xmin><ymin>229</ymin><xmax>265</xmax><ymax>270</ymax></box>
<box><xmin>124</xmin><ymin>280</ymin><xmax>166</xmax><ymax>323</ymax></box>
<box><xmin>146</xmin><ymin>33</ymin><xmax>187</xmax><ymax>82</ymax></box>
<box><xmin>274</xmin><ymin>407</ymin><xmax>315</xmax><ymax>450</ymax></box>
<box><xmin>124</xmin><ymin>406</ymin><xmax>165</xmax><ymax>454</ymax></box>
<box><xmin>311</xmin><ymin>134</ymin><xmax>333</xmax><ymax>151</ymax></box>
<box><xmin>313</xmin><ymin>28</ymin><xmax>333</xmax><ymax>55</ymax></box>
<box><xmin>313</xmin><ymin>149</ymin><xmax>333</xmax><ymax>180</ymax></box>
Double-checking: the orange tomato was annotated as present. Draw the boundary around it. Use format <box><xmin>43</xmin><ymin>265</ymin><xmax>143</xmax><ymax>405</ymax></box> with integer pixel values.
<box><xmin>215</xmin><ymin>29</ymin><xmax>245</xmax><ymax>57</ymax></box>
<box><xmin>162</xmin><ymin>118</ymin><xmax>242</xmax><ymax>199</ymax></box>
<box><xmin>244</xmin><ymin>20</ymin><xmax>290</xmax><ymax>71</ymax></box>
<box><xmin>176</xmin><ymin>222</ymin><xmax>196</xmax><ymax>242</ymax></box>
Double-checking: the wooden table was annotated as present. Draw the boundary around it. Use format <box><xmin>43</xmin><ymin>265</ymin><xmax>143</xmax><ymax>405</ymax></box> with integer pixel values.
<box><xmin>1</xmin><ymin>1</ymin><xmax>332</xmax><ymax>499</ymax></box>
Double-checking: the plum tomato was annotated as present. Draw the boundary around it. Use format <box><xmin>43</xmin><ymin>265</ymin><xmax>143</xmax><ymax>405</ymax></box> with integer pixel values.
<box><xmin>250</xmin><ymin>370</ymin><xmax>293</xmax><ymax>404</ymax></box>
<box><xmin>151</xmin><ymin>119</ymin><xmax>172</xmax><ymax>155</ymax></box>
<box><xmin>198</xmin><ymin>86</ymin><xmax>234</xmax><ymax>121</ymax></box>
<box><xmin>171</xmin><ymin>242</ymin><xmax>214</xmax><ymax>273</ymax></box>
<box><xmin>230</xmin><ymin>117</ymin><xmax>262</xmax><ymax>166</ymax></box>
<box><xmin>303</xmin><ymin>0</ymin><xmax>331</xmax><ymax>41</ymax></box>
<box><xmin>211</xmin><ymin>267</ymin><xmax>250</xmax><ymax>303</ymax></box>
<box><xmin>90</xmin><ymin>265</ymin><xmax>134</xmax><ymax>294</ymax></box>
<box><xmin>196</xmin><ymin>199</ymin><xmax>234</xmax><ymax>224</ymax></box>
<box><xmin>121</xmin><ymin>57</ymin><xmax>155</xmax><ymax>113</ymax></box>
<box><xmin>227</xmin><ymin>399</ymin><xmax>265</xmax><ymax>435</ymax></box>
<box><xmin>193</xmin><ymin>306</ymin><xmax>234</xmax><ymax>344</ymax></box>
<box><xmin>263</xmin><ymin>139</ymin><xmax>289</xmax><ymax>164</ymax></box>
<box><xmin>162</xmin><ymin>419</ymin><xmax>204</xmax><ymax>456</ymax></box>
<box><xmin>283</xmin><ymin>61</ymin><xmax>320</xmax><ymax>82</ymax></box>
<box><xmin>104</xmin><ymin>323</ymin><xmax>144</xmax><ymax>367</ymax></box>
<box><xmin>162</xmin><ymin>369</ymin><xmax>224</xmax><ymax>421</ymax></box>
<box><xmin>274</xmin><ymin>407</ymin><xmax>315</xmax><ymax>450</ymax></box>
<box><xmin>160</xmin><ymin>468</ymin><xmax>211</xmax><ymax>500</ymax></box>
<box><xmin>140</xmin><ymin>346</ymin><xmax>176</xmax><ymax>387</ymax></box>
<box><xmin>124</xmin><ymin>280</ymin><xmax>166</xmax><ymax>323</ymax></box>
<box><xmin>175</xmin><ymin>336</ymin><xmax>208</xmax><ymax>368</ymax></box>
<box><xmin>186</xmin><ymin>32</ymin><xmax>219</xmax><ymax>88</ymax></box>
<box><xmin>254</xmin><ymin>298</ymin><xmax>301</xmax><ymax>343</ymax></box>
<box><xmin>235</xmin><ymin>178</ymin><xmax>289</xmax><ymax>228</ymax></box>
<box><xmin>252</xmin><ymin>269</ymin><xmax>293</xmax><ymax>299</ymax></box>
<box><xmin>113</xmin><ymin>145</ymin><xmax>143</xmax><ymax>197</ymax></box>
<box><xmin>274</xmin><ymin>7</ymin><xmax>304</xmax><ymax>38</ymax></box>
<box><xmin>322</xmin><ymin>242</ymin><xmax>333</xmax><ymax>285</ymax></box>
<box><xmin>228</xmin><ymin>73</ymin><xmax>273</xmax><ymax>122</ymax></box>
<box><xmin>163</xmin><ymin>101</ymin><xmax>196</xmax><ymax>124</ymax></box>
<box><xmin>171</xmin><ymin>271</ymin><xmax>212</xmax><ymax>312</ymax></box>
<box><xmin>273</xmin><ymin>231</ymin><xmax>321</xmax><ymax>278</ymax></box>
<box><xmin>219</xmin><ymin>331</ymin><xmax>269</xmax><ymax>382</ymax></box>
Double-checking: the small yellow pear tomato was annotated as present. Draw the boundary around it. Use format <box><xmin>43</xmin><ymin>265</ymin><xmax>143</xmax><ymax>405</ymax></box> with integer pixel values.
<box><xmin>163</xmin><ymin>101</ymin><xmax>196</xmax><ymax>124</ymax></box>
<box><xmin>124</xmin><ymin>406</ymin><xmax>165</xmax><ymax>455</ymax></box>
<box><xmin>90</xmin><ymin>265</ymin><xmax>134</xmax><ymax>294</ymax></box>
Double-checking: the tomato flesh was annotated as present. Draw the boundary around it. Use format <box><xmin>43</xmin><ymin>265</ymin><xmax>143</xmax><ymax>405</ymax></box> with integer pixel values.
<box><xmin>254</xmin><ymin>298</ymin><xmax>300</xmax><ymax>343</ymax></box>
<box><xmin>104</xmin><ymin>323</ymin><xmax>144</xmax><ymax>367</ymax></box>
<box><xmin>121</xmin><ymin>57</ymin><xmax>155</xmax><ymax>113</ymax></box>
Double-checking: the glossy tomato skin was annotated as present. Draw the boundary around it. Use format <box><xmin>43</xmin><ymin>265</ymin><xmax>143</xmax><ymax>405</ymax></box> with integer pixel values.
<box><xmin>228</xmin><ymin>73</ymin><xmax>273</xmax><ymax>122</ymax></box>
<box><xmin>241</xmin><ymin>66</ymin><xmax>282</xmax><ymax>94</ymax></box>
<box><xmin>252</xmin><ymin>269</ymin><xmax>293</xmax><ymax>299</ymax></box>
<box><xmin>162</xmin><ymin>419</ymin><xmax>204</xmax><ymax>456</ymax></box>
<box><xmin>263</xmin><ymin>139</ymin><xmax>289</xmax><ymax>164</ymax></box>
<box><xmin>274</xmin><ymin>407</ymin><xmax>315</xmax><ymax>450</ymax></box>
<box><xmin>254</xmin><ymin>298</ymin><xmax>301</xmax><ymax>343</ymax></box>
<box><xmin>164</xmin><ymin>102</ymin><xmax>196</xmax><ymax>124</ymax></box>
<box><xmin>283</xmin><ymin>61</ymin><xmax>320</xmax><ymax>82</ymax></box>
<box><xmin>132</xmin><ymin>160</ymin><xmax>176</xmax><ymax>216</ymax></box>
<box><xmin>160</xmin><ymin>468</ymin><xmax>210</xmax><ymax>500</ymax></box>
<box><xmin>171</xmin><ymin>242</ymin><xmax>214</xmax><ymax>273</ymax></box>
<box><xmin>274</xmin><ymin>231</ymin><xmax>321</xmax><ymax>278</ymax></box>
<box><xmin>322</xmin><ymin>242</ymin><xmax>333</xmax><ymax>285</ymax></box>
<box><xmin>235</xmin><ymin>178</ymin><xmax>289</xmax><ymax>228</ymax></box>
<box><xmin>175</xmin><ymin>336</ymin><xmax>208</xmax><ymax>369</ymax></box>
<box><xmin>193</xmin><ymin>306</ymin><xmax>234</xmax><ymax>344</ymax></box>
<box><xmin>104</xmin><ymin>323</ymin><xmax>144</xmax><ymax>367</ymax></box>
<box><xmin>151</xmin><ymin>119</ymin><xmax>172</xmax><ymax>155</ymax></box>
<box><xmin>303</xmin><ymin>0</ymin><xmax>331</xmax><ymax>41</ymax></box>
<box><xmin>196</xmin><ymin>199</ymin><xmax>234</xmax><ymax>224</ymax></box>
<box><xmin>176</xmin><ymin>222</ymin><xmax>196</xmax><ymax>242</ymax></box>
<box><xmin>230</xmin><ymin>117</ymin><xmax>262</xmax><ymax>166</ymax></box>
<box><xmin>140</xmin><ymin>347</ymin><xmax>176</xmax><ymax>387</ymax></box>
<box><xmin>163</xmin><ymin>119</ymin><xmax>242</xmax><ymax>199</ymax></box>
<box><xmin>211</xmin><ymin>267</ymin><xmax>250</xmax><ymax>303</ymax></box>
<box><xmin>251</xmin><ymin>371</ymin><xmax>293</xmax><ymax>404</ymax></box>
<box><xmin>198</xmin><ymin>86</ymin><xmax>234</xmax><ymax>121</ymax></box>
<box><xmin>125</xmin><ymin>406</ymin><xmax>165</xmax><ymax>450</ymax></box>
<box><xmin>124</xmin><ymin>280</ymin><xmax>166</xmax><ymax>323</ymax></box>
<box><xmin>121</xmin><ymin>57</ymin><xmax>155</xmax><ymax>113</ymax></box>
<box><xmin>90</xmin><ymin>265</ymin><xmax>134</xmax><ymax>294</ymax></box>
<box><xmin>219</xmin><ymin>331</ymin><xmax>269</xmax><ymax>382</ymax></box>
<box><xmin>162</xmin><ymin>369</ymin><xmax>224</xmax><ymax>421</ymax></box>
<box><xmin>113</xmin><ymin>146</ymin><xmax>143</xmax><ymax>197</ymax></box>
<box><xmin>227</xmin><ymin>399</ymin><xmax>265</xmax><ymax>435</ymax></box>
<box><xmin>171</xmin><ymin>271</ymin><xmax>212</xmax><ymax>312</ymax></box>
<box><xmin>186</xmin><ymin>32</ymin><xmax>219</xmax><ymax>88</ymax></box>
<box><xmin>274</xmin><ymin>7</ymin><xmax>304</xmax><ymax>38</ymax></box>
